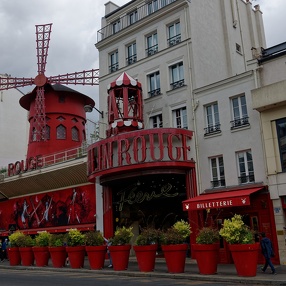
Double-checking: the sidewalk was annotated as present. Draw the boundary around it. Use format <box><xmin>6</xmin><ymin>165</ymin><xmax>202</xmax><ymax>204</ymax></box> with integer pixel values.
<box><xmin>1</xmin><ymin>257</ymin><xmax>286</xmax><ymax>285</ymax></box>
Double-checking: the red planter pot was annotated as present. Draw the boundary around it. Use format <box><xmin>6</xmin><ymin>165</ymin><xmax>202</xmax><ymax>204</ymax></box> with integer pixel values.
<box><xmin>133</xmin><ymin>244</ymin><xmax>158</xmax><ymax>272</ymax></box>
<box><xmin>192</xmin><ymin>243</ymin><xmax>220</xmax><ymax>275</ymax></box>
<box><xmin>19</xmin><ymin>247</ymin><xmax>34</xmax><ymax>266</ymax></box>
<box><xmin>86</xmin><ymin>245</ymin><xmax>107</xmax><ymax>270</ymax></box>
<box><xmin>49</xmin><ymin>246</ymin><xmax>67</xmax><ymax>268</ymax></box>
<box><xmin>7</xmin><ymin>247</ymin><xmax>21</xmax><ymax>266</ymax></box>
<box><xmin>108</xmin><ymin>245</ymin><xmax>131</xmax><ymax>271</ymax></box>
<box><xmin>162</xmin><ymin>244</ymin><xmax>188</xmax><ymax>273</ymax></box>
<box><xmin>33</xmin><ymin>246</ymin><xmax>50</xmax><ymax>267</ymax></box>
<box><xmin>228</xmin><ymin>243</ymin><xmax>260</xmax><ymax>277</ymax></box>
<box><xmin>66</xmin><ymin>246</ymin><xmax>85</xmax><ymax>269</ymax></box>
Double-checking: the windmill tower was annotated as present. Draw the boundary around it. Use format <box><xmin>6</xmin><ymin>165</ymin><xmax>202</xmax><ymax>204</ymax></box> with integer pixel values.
<box><xmin>0</xmin><ymin>24</ymin><xmax>99</xmax><ymax>158</ymax></box>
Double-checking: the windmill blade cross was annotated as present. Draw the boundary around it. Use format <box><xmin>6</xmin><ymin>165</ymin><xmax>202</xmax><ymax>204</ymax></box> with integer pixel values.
<box><xmin>0</xmin><ymin>76</ymin><xmax>34</xmax><ymax>90</ymax></box>
<box><xmin>36</xmin><ymin>23</ymin><xmax>52</xmax><ymax>75</ymax></box>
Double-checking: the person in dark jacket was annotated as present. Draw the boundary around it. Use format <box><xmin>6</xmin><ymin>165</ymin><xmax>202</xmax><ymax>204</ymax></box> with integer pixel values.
<box><xmin>260</xmin><ymin>232</ymin><xmax>276</xmax><ymax>274</ymax></box>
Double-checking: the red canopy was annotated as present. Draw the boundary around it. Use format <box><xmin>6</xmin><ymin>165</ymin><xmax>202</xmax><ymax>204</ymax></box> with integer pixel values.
<box><xmin>107</xmin><ymin>72</ymin><xmax>141</xmax><ymax>90</ymax></box>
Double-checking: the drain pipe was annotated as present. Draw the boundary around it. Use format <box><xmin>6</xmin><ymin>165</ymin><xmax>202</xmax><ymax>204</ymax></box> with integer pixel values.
<box><xmin>184</xmin><ymin>5</ymin><xmax>202</xmax><ymax>195</ymax></box>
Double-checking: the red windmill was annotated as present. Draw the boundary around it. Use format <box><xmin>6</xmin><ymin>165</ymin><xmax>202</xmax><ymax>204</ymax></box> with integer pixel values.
<box><xmin>0</xmin><ymin>23</ymin><xmax>99</xmax><ymax>142</ymax></box>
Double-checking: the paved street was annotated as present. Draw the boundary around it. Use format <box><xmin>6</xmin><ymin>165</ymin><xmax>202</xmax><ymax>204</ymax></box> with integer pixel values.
<box><xmin>0</xmin><ymin>257</ymin><xmax>285</xmax><ymax>286</ymax></box>
<box><xmin>0</xmin><ymin>268</ymin><xmax>263</xmax><ymax>286</ymax></box>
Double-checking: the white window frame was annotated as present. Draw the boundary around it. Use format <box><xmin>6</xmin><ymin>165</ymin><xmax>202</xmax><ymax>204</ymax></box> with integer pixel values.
<box><xmin>147</xmin><ymin>71</ymin><xmax>160</xmax><ymax>97</ymax></box>
<box><xmin>210</xmin><ymin>156</ymin><xmax>225</xmax><ymax>188</ymax></box>
<box><xmin>146</xmin><ymin>32</ymin><xmax>158</xmax><ymax>56</ymax></box>
<box><xmin>110</xmin><ymin>50</ymin><xmax>118</xmax><ymax>73</ymax></box>
<box><xmin>149</xmin><ymin>113</ymin><xmax>163</xmax><ymax>128</ymax></box>
<box><xmin>172</xmin><ymin>106</ymin><xmax>187</xmax><ymax>129</ymax></box>
<box><xmin>127</xmin><ymin>43</ymin><xmax>137</xmax><ymax>65</ymax></box>
<box><xmin>231</xmin><ymin>95</ymin><xmax>249</xmax><ymax>128</ymax></box>
<box><xmin>237</xmin><ymin>150</ymin><xmax>255</xmax><ymax>184</ymax></box>
<box><xmin>168</xmin><ymin>21</ymin><xmax>181</xmax><ymax>46</ymax></box>
<box><xmin>169</xmin><ymin>61</ymin><xmax>184</xmax><ymax>89</ymax></box>
<box><xmin>205</xmin><ymin>102</ymin><xmax>220</xmax><ymax>134</ymax></box>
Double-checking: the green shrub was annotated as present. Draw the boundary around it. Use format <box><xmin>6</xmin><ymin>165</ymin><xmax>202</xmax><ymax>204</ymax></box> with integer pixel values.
<box><xmin>67</xmin><ymin>229</ymin><xmax>86</xmax><ymax>246</ymax></box>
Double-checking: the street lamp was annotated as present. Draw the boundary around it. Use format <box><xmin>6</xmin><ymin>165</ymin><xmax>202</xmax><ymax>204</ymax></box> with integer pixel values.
<box><xmin>84</xmin><ymin>104</ymin><xmax>104</xmax><ymax>118</ymax></box>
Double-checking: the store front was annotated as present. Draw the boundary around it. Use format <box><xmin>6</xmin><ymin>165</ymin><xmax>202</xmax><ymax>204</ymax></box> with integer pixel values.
<box><xmin>87</xmin><ymin>73</ymin><xmax>197</xmax><ymax>240</ymax></box>
<box><xmin>183</xmin><ymin>185</ymin><xmax>280</xmax><ymax>264</ymax></box>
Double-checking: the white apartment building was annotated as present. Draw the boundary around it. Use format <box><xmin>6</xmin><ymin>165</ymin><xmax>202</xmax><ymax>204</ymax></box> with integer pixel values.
<box><xmin>96</xmin><ymin>1</ymin><xmax>266</xmax><ymax>193</ymax></box>
<box><xmin>0</xmin><ymin>76</ymin><xmax>29</xmax><ymax>172</ymax></box>
<box><xmin>252</xmin><ymin>43</ymin><xmax>286</xmax><ymax>263</ymax></box>
<box><xmin>95</xmin><ymin>0</ymin><xmax>281</xmax><ymax>263</ymax></box>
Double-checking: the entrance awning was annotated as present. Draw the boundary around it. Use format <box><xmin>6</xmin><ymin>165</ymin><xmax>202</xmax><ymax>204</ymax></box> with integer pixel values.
<box><xmin>182</xmin><ymin>187</ymin><xmax>264</xmax><ymax>211</ymax></box>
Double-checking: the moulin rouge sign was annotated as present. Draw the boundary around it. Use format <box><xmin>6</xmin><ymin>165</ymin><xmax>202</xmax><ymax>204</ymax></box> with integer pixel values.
<box><xmin>8</xmin><ymin>155</ymin><xmax>43</xmax><ymax>177</ymax></box>
<box><xmin>87</xmin><ymin>128</ymin><xmax>194</xmax><ymax>178</ymax></box>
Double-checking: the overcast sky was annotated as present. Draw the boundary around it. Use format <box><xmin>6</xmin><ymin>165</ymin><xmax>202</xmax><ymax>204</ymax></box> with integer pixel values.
<box><xmin>0</xmin><ymin>0</ymin><xmax>285</xmax><ymax>105</ymax></box>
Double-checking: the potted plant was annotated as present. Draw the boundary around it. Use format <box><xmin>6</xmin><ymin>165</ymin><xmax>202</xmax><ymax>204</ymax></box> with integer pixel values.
<box><xmin>85</xmin><ymin>230</ymin><xmax>107</xmax><ymax>270</ymax></box>
<box><xmin>16</xmin><ymin>232</ymin><xmax>35</xmax><ymax>266</ymax></box>
<box><xmin>108</xmin><ymin>226</ymin><xmax>134</xmax><ymax>271</ymax></box>
<box><xmin>33</xmin><ymin>231</ymin><xmax>51</xmax><ymax>267</ymax></box>
<box><xmin>160</xmin><ymin>220</ymin><xmax>191</xmax><ymax>273</ymax></box>
<box><xmin>66</xmin><ymin>229</ymin><xmax>86</xmax><ymax>269</ymax></box>
<box><xmin>219</xmin><ymin>214</ymin><xmax>259</xmax><ymax>277</ymax></box>
<box><xmin>133</xmin><ymin>228</ymin><xmax>160</xmax><ymax>272</ymax></box>
<box><xmin>48</xmin><ymin>233</ymin><xmax>67</xmax><ymax>268</ymax></box>
<box><xmin>8</xmin><ymin>231</ymin><xmax>23</xmax><ymax>266</ymax></box>
<box><xmin>192</xmin><ymin>227</ymin><xmax>220</xmax><ymax>274</ymax></box>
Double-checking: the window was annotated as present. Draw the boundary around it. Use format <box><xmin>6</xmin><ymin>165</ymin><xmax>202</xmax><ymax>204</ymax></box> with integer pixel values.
<box><xmin>204</xmin><ymin>103</ymin><xmax>221</xmax><ymax>135</ymax></box>
<box><xmin>231</xmin><ymin>95</ymin><xmax>249</xmax><ymax>129</ymax></box>
<box><xmin>72</xmin><ymin>127</ymin><xmax>79</xmax><ymax>141</ymax></box>
<box><xmin>45</xmin><ymin>125</ymin><xmax>50</xmax><ymax>140</ymax></box>
<box><xmin>147</xmin><ymin>71</ymin><xmax>160</xmax><ymax>97</ymax></box>
<box><xmin>236</xmin><ymin>43</ymin><xmax>241</xmax><ymax>53</ymax></box>
<box><xmin>210</xmin><ymin>156</ymin><xmax>225</xmax><ymax>188</ymax></box>
<box><xmin>109</xmin><ymin>50</ymin><xmax>118</xmax><ymax>73</ymax></box>
<box><xmin>57</xmin><ymin>124</ymin><xmax>66</xmax><ymax>140</ymax></box>
<box><xmin>31</xmin><ymin>125</ymin><xmax>50</xmax><ymax>142</ymax></box>
<box><xmin>147</xmin><ymin>0</ymin><xmax>158</xmax><ymax>14</ymax></box>
<box><xmin>112</xmin><ymin>20</ymin><xmax>120</xmax><ymax>34</ymax></box>
<box><xmin>173</xmin><ymin>107</ymin><xmax>187</xmax><ymax>129</ymax></box>
<box><xmin>237</xmin><ymin>150</ymin><xmax>255</xmax><ymax>184</ymax></box>
<box><xmin>150</xmin><ymin>114</ymin><xmax>163</xmax><ymax>128</ymax></box>
<box><xmin>170</xmin><ymin>62</ymin><xmax>184</xmax><ymax>89</ymax></box>
<box><xmin>129</xmin><ymin>10</ymin><xmax>138</xmax><ymax>25</ymax></box>
<box><xmin>146</xmin><ymin>33</ymin><xmax>158</xmax><ymax>56</ymax></box>
<box><xmin>276</xmin><ymin>118</ymin><xmax>286</xmax><ymax>172</ymax></box>
<box><xmin>168</xmin><ymin>21</ymin><xmax>181</xmax><ymax>46</ymax></box>
<box><xmin>126</xmin><ymin>43</ymin><xmax>137</xmax><ymax>65</ymax></box>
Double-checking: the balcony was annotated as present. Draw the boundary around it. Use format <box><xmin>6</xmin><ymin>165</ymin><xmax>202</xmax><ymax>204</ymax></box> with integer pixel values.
<box><xmin>97</xmin><ymin>0</ymin><xmax>177</xmax><ymax>42</ymax></box>
<box><xmin>204</xmin><ymin>124</ymin><xmax>221</xmax><ymax>136</ymax></box>
<box><xmin>170</xmin><ymin>79</ymin><xmax>184</xmax><ymax>90</ymax></box>
<box><xmin>148</xmin><ymin>88</ymin><xmax>161</xmax><ymax>97</ymax></box>
<box><xmin>167</xmin><ymin>34</ymin><xmax>181</xmax><ymax>47</ymax></box>
<box><xmin>238</xmin><ymin>174</ymin><xmax>255</xmax><ymax>184</ymax></box>
<box><xmin>230</xmin><ymin>116</ymin><xmax>249</xmax><ymax>130</ymax></box>
<box><xmin>109</xmin><ymin>63</ymin><xmax>119</xmax><ymax>73</ymax></box>
<box><xmin>126</xmin><ymin>55</ymin><xmax>137</xmax><ymax>65</ymax></box>
<box><xmin>211</xmin><ymin>179</ymin><xmax>226</xmax><ymax>188</ymax></box>
<box><xmin>146</xmin><ymin>45</ymin><xmax>158</xmax><ymax>56</ymax></box>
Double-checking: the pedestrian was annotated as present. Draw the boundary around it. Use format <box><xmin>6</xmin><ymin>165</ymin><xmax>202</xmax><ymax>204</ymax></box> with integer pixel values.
<box><xmin>104</xmin><ymin>237</ymin><xmax>112</xmax><ymax>268</ymax></box>
<box><xmin>260</xmin><ymin>232</ymin><xmax>276</xmax><ymax>275</ymax></box>
<box><xmin>0</xmin><ymin>239</ymin><xmax>2</xmax><ymax>262</ymax></box>
<box><xmin>1</xmin><ymin>238</ymin><xmax>8</xmax><ymax>261</ymax></box>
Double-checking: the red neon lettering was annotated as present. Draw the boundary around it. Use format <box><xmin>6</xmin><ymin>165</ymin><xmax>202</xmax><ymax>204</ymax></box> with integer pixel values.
<box><xmin>167</xmin><ymin>134</ymin><xmax>181</xmax><ymax>160</ymax></box>
<box><xmin>118</xmin><ymin>139</ymin><xmax>131</xmax><ymax>166</ymax></box>
<box><xmin>133</xmin><ymin>136</ymin><xmax>146</xmax><ymax>163</ymax></box>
